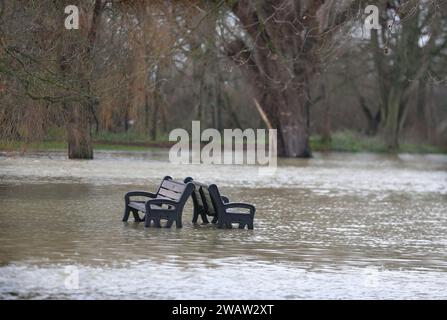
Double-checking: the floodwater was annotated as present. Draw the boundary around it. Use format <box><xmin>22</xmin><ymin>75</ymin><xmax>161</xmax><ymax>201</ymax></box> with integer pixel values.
<box><xmin>0</xmin><ymin>150</ymin><xmax>446</xmax><ymax>299</ymax></box>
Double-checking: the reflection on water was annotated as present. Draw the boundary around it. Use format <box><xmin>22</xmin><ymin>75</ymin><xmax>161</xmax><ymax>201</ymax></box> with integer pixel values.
<box><xmin>0</xmin><ymin>151</ymin><xmax>446</xmax><ymax>299</ymax></box>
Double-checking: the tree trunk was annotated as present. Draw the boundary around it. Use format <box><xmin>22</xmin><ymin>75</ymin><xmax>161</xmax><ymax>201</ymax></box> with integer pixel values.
<box><xmin>226</xmin><ymin>43</ymin><xmax>313</xmax><ymax>157</ymax></box>
<box><xmin>225</xmin><ymin>1</ymin><xmax>320</xmax><ymax>158</ymax></box>
<box><xmin>357</xmin><ymin>95</ymin><xmax>381</xmax><ymax>136</ymax></box>
<box><xmin>215</xmin><ymin>77</ymin><xmax>223</xmax><ymax>132</ymax></box>
<box><xmin>196</xmin><ymin>75</ymin><xmax>205</xmax><ymax>122</ymax></box>
<box><xmin>160</xmin><ymin>102</ymin><xmax>168</xmax><ymax>134</ymax></box>
<box><xmin>222</xmin><ymin>90</ymin><xmax>242</xmax><ymax>129</ymax></box>
<box><xmin>59</xmin><ymin>0</ymin><xmax>104</xmax><ymax>159</ymax></box>
<box><xmin>321</xmin><ymin>82</ymin><xmax>332</xmax><ymax>144</ymax></box>
<box><xmin>259</xmin><ymin>85</ymin><xmax>311</xmax><ymax>157</ymax></box>
<box><xmin>384</xmin><ymin>89</ymin><xmax>401</xmax><ymax>151</ymax></box>
<box><xmin>92</xmin><ymin>106</ymin><xmax>100</xmax><ymax>134</ymax></box>
<box><xmin>124</xmin><ymin>104</ymin><xmax>129</xmax><ymax>132</ymax></box>
<box><xmin>143</xmin><ymin>92</ymin><xmax>150</xmax><ymax>134</ymax></box>
<box><xmin>416</xmin><ymin>80</ymin><xmax>426</xmax><ymax>128</ymax></box>
<box><xmin>426</xmin><ymin>85</ymin><xmax>436</xmax><ymax>144</ymax></box>
<box><xmin>66</xmin><ymin>103</ymin><xmax>93</xmax><ymax>159</ymax></box>
<box><xmin>150</xmin><ymin>93</ymin><xmax>159</xmax><ymax>141</ymax></box>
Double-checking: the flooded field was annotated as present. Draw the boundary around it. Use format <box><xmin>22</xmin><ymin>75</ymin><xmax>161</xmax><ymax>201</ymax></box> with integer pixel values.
<box><xmin>0</xmin><ymin>151</ymin><xmax>446</xmax><ymax>299</ymax></box>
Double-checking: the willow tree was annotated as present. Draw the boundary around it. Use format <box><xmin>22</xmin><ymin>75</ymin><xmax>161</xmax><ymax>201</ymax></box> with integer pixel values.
<box><xmin>58</xmin><ymin>0</ymin><xmax>105</xmax><ymax>159</ymax></box>
<box><xmin>0</xmin><ymin>0</ymin><xmax>105</xmax><ymax>159</ymax></box>
<box><xmin>220</xmin><ymin>0</ymin><xmax>364</xmax><ymax>157</ymax></box>
<box><xmin>369</xmin><ymin>0</ymin><xmax>447</xmax><ymax>150</ymax></box>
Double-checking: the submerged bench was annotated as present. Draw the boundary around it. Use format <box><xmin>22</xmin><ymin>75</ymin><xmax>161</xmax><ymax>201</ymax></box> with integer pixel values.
<box><xmin>185</xmin><ymin>177</ymin><xmax>255</xmax><ymax>229</ymax></box>
<box><xmin>123</xmin><ymin>176</ymin><xmax>194</xmax><ymax>228</ymax></box>
<box><xmin>184</xmin><ymin>178</ymin><xmax>228</xmax><ymax>224</ymax></box>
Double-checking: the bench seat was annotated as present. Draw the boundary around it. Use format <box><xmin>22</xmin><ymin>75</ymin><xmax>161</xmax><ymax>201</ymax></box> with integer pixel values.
<box><xmin>123</xmin><ymin>176</ymin><xmax>194</xmax><ymax>228</ymax></box>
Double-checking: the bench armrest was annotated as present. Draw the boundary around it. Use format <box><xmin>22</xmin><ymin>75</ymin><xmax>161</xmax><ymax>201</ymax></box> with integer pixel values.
<box><xmin>125</xmin><ymin>191</ymin><xmax>157</xmax><ymax>203</ymax></box>
<box><xmin>146</xmin><ymin>198</ymin><xmax>178</xmax><ymax>209</ymax></box>
<box><xmin>224</xmin><ymin>203</ymin><xmax>255</xmax><ymax>215</ymax></box>
<box><xmin>221</xmin><ymin>196</ymin><xmax>230</xmax><ymax>204</ymax></box>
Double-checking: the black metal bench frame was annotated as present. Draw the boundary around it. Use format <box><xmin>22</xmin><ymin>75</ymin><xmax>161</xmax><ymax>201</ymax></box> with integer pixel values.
<box><xmin>123</xmin><ymin>176</ymin><xmax>194</xmax><ymax>228</ymax></box>
<box><xmin>186</xmin><ymin>178</ymin><xmax>255</xmax><ymax>229</ymax></box>
<box><xmin>185</xmin><ymin>177</ymin><xmax>229</xmax><ymax>225</ymax></box>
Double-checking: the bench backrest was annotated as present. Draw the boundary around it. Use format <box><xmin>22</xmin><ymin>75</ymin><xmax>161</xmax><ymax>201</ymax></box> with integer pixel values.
<box><xmin>185</xmin><ymin>178</ymin><xmax>226</xmax><ymax>218</ymax></box>
<box><xmin>207</xmin><ymin>184</ymin><xmax>226</xmax><ymax>216</ymax></box>
<box><xmin>193</xmin><ymin>186</ymin><xmax>208</xmax><ymax>214</ymax></box>
<box><xmin>156</xmin><ymin>177</ymin><xmax>188</xmax><ymax>202</ymax></box>
<box><xmin>185</xmin><ymin>178</ymin><xmax>218</xmax><ymax>217</ymax></box>
<box><xmin>154</xmin><ymin>175</ymin><xmax>173</xmax><ymax>196</ymax></box>
<box><xmin>200</xmin><ymin>186</ymin><xmax>218</xmax><ymax>216</ymax></box>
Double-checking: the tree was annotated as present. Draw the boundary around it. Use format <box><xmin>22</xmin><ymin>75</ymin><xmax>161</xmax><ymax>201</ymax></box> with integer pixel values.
<box><xmin>1</xmin><ymin>0</ymin><xmax>445</xmax><ymax>157</ymax></box>
<box><xmin>0</xmin><ymin>0</ymin><xmax>105</xmax><ymax>159</ymax></box>
<box><xmin>348</xmin><ymin>0</ymin><xmax>447</xmax><ymax>150</ymax></box>
<box><xmin>221</xmin><ymin>0</ymin><xmax>364</xmax><ymax>157</ymax></box>
<box><xmin>59</xmin><ymin>0</ymin><xmax>105</xmax><ymax>159</ymax></box>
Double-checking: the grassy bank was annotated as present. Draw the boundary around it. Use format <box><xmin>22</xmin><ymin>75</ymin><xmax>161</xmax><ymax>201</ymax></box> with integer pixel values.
<box><xmin>0</xmin><ymin>130</ymin><xmax>445</xmax><ymax>155</ymax></box>
<box><xmin>310</xmin><ymin>131</ymin><xmax>446</xmax><ymax>154</ymax></box>
<box><xmin>0</xmin><ymin>130</ymin><xmax>172</xmax><ymax>153</ymax></box>
<box><xmin>0</xmin><ymin>140</ymin><xmax>157</xmax><ymax>152</ymax></box>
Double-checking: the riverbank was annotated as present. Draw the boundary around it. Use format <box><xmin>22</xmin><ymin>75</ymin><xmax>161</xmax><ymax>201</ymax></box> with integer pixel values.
<box><xmin>0</xmin><ymin>131</ymin><xmax>445</xmax><ymax>155</ymax></box>
<box><xmin>310</xmin><ymin>131</ymin><xmax>447</xmax><ymax>154</ymax></box>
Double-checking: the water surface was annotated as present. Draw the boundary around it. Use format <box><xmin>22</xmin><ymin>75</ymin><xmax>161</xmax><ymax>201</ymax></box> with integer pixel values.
<box><xmin>0</xmin><ymin>151</ymin><xmax>446</xmax><ymax>299</ymax></box>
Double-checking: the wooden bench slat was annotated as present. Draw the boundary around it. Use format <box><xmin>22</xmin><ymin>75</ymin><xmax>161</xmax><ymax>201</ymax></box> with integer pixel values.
<box><xmin>193</xmin><ymin>189</ymin><xmax>204</xmax><ymax>206</ymax></box>
<box><xmin>128</xmin><ymin>202</ymin><xmax>145</xmax><ymax>211</ymax></box>
<box><xmin>158</xmin><ymin>188</ymin><xmax>182</xmax><ymax>200</ymax></box>
<box><xmin>156</xmin><ymin>194</ymin><xmax>174</xmax><ymax>200</ymax></box>
<box><xmin>202</xmin><ymin>189</ymin><xmax>216</xmax><ymax>215</ymax></box>
<box><xmin>161</xmin><ymin>180</ymin><xmax>186</xmax><ymax>193</ymax></box>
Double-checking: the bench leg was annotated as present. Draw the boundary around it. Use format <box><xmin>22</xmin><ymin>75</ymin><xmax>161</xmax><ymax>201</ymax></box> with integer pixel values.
<box><xmin>193</xmin><ymin>209</ymin><xmax>209</xmax><ymax>225</ymax></box>
<box><xmin>145</xmin><ymin>214</ymin><xmax>161</xmax><ymax>228</ymax></box>
<box><xmin>217</xmin><ymin>219</ymin><xmax>229</xmax><ymax>229</ymax></box>
<box><xmin>132</xmin><ymin>209</ymin><xmax>143</xmax><ymax>222</ymax></box>
<box><xmin>122</xmin><ymin>206</ymin><xmax>131</xmax><ymax>222</ymax></box>
<box><xmin>217</xmin><ymin>220</ymin><xmax>224</xmax><ymax>229</ymax></box>
<box><xmin>192</xmin><ymin>208</ymin><xmax>200</xmax><ymax>224</ymax></box>
<box><xmin>153</xmin><ymin>217</ymin><xmax>162</xmax><ymax>228</ymax></box>
<box><xmin>238</xmin><ymin>223</ymin><xmax>246</xmax><ymax>229</ymax></box>
<box><xmin>201</xmin><ymin>213</ymin><xmax>210</xmax><ymax>225</ymax></box>
<box><xmin>176</xmin><ymin>216</ymin><xmax>183</xmax><ymax>228</ymax></box>
<box><xmin>165</xmin><ymin>215</ymin><xmax>182</xmax><ymax>228</ymax></box>
<box><xmin>192</xmin><ymin>213</ymin><xmax>198</xmax><ymax>224</ymax></box>
<box><xmin>144</xmin><ymin>216</ymin><xmax>153</xmax><ymax>228</ymax></box>
<box><xmin>166</xmin><ymin>218</ymin><xmax>174</xmax><ymax>228</ymax></box>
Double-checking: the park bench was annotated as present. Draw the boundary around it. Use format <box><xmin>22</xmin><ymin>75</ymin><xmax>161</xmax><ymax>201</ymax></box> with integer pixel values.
<box><xmin>185</xmin><ymin>177</ymin><xmax>255</xmax><ymax>229</ymax></box>
<box><xmin>184</xmin><ymin>177</ymin><xmax>229</xmax><ymax>224</ymax></box>
<box><xmin>123</xmin><ymin>176</ymin><xmax>195</xmax><ymax>228</ymax></box>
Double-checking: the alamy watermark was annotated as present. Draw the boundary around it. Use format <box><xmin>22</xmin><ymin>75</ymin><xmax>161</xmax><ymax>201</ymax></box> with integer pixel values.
<box><xmin>364</xmin><ymin>4</ymin><xmax>398</xmax><ymax>31</ymax></box>
<box><xmin>64</xmin><ymin>5</ymin><xmax>79</xmax><ymax>30</ymax></box>
<box><xmin>364</xmin><ymin>5</ymin><xmax>381</xmax><ymax>30</ymax></box>
<box><xmin>64</xmin><ymin>4</ymin><xmax>389</xmax><ymax>33</ymax></box>
<box><xmin>169</xmin><ymin>121</ymin><xmax>277</xmax><ymax>175</ymax></box>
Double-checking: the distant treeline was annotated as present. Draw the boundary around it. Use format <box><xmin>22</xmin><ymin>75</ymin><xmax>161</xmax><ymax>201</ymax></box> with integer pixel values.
<box><xmin>0</xmin><ymin>1</ymin><xmax>446</xmax><ymax>158</ymax></box>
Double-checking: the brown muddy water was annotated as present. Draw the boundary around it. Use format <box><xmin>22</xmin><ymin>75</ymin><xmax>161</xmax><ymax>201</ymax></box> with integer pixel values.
<box><xmin>0</xmin><ymin>150</ymin><xmax>446</xmax><ymax>299</ymax></box>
